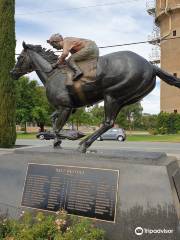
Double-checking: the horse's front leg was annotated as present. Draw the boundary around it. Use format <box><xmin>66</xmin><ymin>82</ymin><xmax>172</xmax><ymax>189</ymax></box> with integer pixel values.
<box><xmin>78</xmin><ymin>95</ymin><xmax>122</xmax><ymax>153</ymax></box>
<box><xmin>51</xmin><ymin>106</ymin><xmax>72</xmax><ymax>148</ymax></box>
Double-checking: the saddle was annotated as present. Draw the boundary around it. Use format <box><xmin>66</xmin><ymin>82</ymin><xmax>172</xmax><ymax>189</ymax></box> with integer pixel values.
<box><xmin>65</xmin><ymin>58</ymin><xmax>98</xmax><ymax>86</ymax></box>
<box><xmin>49</xmin><ymin>58</ymin><xmax>98</xmax><ymax>103</ymax></box>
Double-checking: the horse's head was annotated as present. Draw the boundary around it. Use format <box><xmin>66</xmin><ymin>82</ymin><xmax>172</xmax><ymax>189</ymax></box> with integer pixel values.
<box><xmin>11</xmin><ymin>42</ymin><xmax>58</xmax><ymax>80</ymax></box>
<box><xmin>10</xmin><ymin>42</ymin><xmax>34</xmax><ymax>80</ymax></box>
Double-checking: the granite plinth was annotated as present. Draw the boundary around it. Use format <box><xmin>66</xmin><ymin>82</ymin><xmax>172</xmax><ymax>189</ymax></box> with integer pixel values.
<box><xmin>0</xmin><ymin>146</ymin><xmax>179</xmax><ymax>239</ymax></box>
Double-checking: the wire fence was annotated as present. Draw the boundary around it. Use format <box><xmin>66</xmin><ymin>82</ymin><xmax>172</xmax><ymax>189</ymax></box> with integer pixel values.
<box><xmin>15</xmin><ymin>36</ymin><xmax>180</xmax><ymax>56</ymax></box>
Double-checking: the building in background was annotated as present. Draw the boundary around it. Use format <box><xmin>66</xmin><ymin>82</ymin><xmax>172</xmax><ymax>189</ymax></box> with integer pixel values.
<box><xmin>147</xmin><ymin>0</ymin><xmax>180</xmax><ymax>113</ymax></box>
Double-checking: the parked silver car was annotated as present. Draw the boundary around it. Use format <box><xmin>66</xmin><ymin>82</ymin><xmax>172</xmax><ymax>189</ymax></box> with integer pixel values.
<box><xmin>97</xmin><ymin>128</ymin><xmax>126</xmax><ymax>142</ymax></box>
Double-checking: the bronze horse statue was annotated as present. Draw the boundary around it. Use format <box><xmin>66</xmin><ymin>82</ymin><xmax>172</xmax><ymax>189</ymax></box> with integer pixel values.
<box><xmin>11</xmin><ymin>42</ymin><xmax>180</xmax><ymax>152</ymax></box>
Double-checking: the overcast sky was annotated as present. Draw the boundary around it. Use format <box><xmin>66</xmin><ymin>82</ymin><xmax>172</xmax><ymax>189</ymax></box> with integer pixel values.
<box><xmin>15</xmin><ymin>0</ymin><xmax>160</xmax><ymax>114</ymax></box>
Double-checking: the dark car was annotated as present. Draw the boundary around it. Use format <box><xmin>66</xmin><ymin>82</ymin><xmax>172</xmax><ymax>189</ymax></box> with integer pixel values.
<box><xmin>36</xmin><ymin>131</ymin><xmax>55</xmax><ymax>140</ymax></box>
<box><xmin>36</xmin><ymin>129</ymin><xmax>85</xmax><ymax>140</ymax></box>
<box><xmin>97</xmin><ymin>128</ymin><xmax>126</xmax><ymax>142</ymax></box>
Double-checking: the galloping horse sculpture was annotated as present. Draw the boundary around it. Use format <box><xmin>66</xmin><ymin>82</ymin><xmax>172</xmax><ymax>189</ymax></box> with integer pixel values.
<box><xmin>11</xmin><ymin>42</ymin><xmax>180</xmax><ymax>152</ymax></box>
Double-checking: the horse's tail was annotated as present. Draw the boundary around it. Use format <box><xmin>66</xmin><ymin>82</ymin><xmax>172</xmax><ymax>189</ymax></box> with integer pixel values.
<box><xmin>153</xmin><ymin>65</ymin><xmax>180</xmax><ymax>88</ymax></box>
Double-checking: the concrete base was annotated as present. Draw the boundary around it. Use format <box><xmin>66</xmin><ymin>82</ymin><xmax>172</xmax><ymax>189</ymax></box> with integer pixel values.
<box><xmin>0</xmin><ymin>146</ymin><xmax>179</xmax><ymax>239</ymax></box>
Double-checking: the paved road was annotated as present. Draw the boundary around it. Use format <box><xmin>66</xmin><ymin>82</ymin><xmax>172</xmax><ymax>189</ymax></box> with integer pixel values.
<box><xmin>13</xmin><ymin>139</ymin><xmax>180</xmax><ymax>158</ymax></box>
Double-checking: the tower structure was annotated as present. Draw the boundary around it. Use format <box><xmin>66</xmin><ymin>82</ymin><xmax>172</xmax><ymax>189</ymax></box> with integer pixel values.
<box><xmin>147</xmin><ymin>0</ymin><xmax>180</xmax><ymax>113</ymax></box>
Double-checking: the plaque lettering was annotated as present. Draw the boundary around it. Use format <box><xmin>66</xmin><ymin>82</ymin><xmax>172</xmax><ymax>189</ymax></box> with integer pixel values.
<box><xmin>22</xmin><ymin>164</ymin><xmax>119</xmax><ymax>222</ymax></box>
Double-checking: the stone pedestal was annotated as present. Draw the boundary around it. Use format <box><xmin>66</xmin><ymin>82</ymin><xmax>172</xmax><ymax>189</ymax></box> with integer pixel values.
<box><xmin>0</xmin><ymin>147</ymin><xmax>179</xmax><ymax>239</ymax></box>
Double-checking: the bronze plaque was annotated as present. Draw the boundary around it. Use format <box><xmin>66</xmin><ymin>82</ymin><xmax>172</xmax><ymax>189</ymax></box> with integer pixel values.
<box><xmin>22</xmin><ymin>163</ymin><xmax>119</xmax><ymax>222</ymax></box>
<box><xmin>172</xmin><ymin>169</ymin><xmax>180</xmax><ymax>202</ymax></box>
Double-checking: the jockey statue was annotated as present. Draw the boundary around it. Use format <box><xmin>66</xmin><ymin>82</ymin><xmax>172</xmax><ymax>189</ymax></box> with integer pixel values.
<box><xmin>47</xmin><ymin>33</ymin><xmax>99</xmax><ymax>80</ymax></box>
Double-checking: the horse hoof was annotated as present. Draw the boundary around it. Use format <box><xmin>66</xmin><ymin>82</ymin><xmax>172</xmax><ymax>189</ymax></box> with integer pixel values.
<box><xmin>54</xmin><ymin>145</ymin><xmax>62</xmax><ymax>149</ymax></box>
<box><xmin>53</xmin><ymin>141</ymin><xmax>62</xmax><ymax>149</ymax></box>
<box><xmin>53</xmin><ymin>144</ymin><xmax>62</xmax><ymax>149</ymax></box>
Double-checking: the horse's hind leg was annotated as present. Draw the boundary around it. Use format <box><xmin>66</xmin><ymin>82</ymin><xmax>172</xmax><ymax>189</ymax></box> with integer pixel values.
<box><xmin>78</xmin><ymin>95</ymin><xmax>122</xmax><ymax>153</ymax></box>
<box><xmin>51</xmin><ymin>106</ymin><xmax>72</xmax><ymax>148</ymax></box>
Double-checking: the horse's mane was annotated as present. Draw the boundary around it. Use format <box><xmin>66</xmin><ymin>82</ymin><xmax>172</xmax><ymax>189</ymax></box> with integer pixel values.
<box><xmin>26</xmin><ymin>44</ymin><xmax>58</xmax><ymax>64</ymax></box>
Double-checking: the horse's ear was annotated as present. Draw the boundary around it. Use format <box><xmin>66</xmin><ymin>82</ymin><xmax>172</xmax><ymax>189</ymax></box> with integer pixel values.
<box><xmin>22</xmin><ymin>41</ymin><xmax>28</xmax><ymax>49</ymax></box>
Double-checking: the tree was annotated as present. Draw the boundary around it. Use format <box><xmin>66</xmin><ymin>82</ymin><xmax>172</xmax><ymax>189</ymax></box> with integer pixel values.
<box><xmin>141</xmin><ymin>114</ymin><xmax>158</xmax><ymax>130</ymax></box>
<box><xmin>16</xmin><ymin>77</ymin><xmax>53</xmax><ymax>132</ymax></box>
<box><xmin>0</xmin><ymin>0</ymin><xmax>16</xmax><ymax>147</ymax></box>
<box><xmin>156</xmin><ymin>112</ymin><xmax>180</xmax><ymax>134</ymax></box>
<box><xmin>16</xmin><ymin>77</ymin><xmax>37</xmax><ymax>132</ymax></box>
<box><xmin>89</xmin><ymin>106</ymin><xmax>104</xmax><ymax>126</ymax></box>
<box><xmin>68</xmin><ymin>108</ymin><xmax>91</xmax><ymax>130</ymax></box>
<box><xmin>116</xmin><ymin>102</ymin><xmax>143</xmax><ymax>130</ymax></box>
<box><xmin>32</xmin><ymin>86</ymin><xmax>52</xmax><ymax>131</ymax></box>
<box><xmin>32</xmin><ymin>107</ymin><xmax>49</xmax><ymax>132</ymax></box>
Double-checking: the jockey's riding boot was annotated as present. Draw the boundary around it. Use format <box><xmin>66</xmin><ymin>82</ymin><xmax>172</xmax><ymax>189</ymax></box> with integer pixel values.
<box><xmin>67</xmin><ymin>59</ymin><xmax>83</xmax><ymax>80</ymax></box>
<box><xmin>73</xmin><ymin>69</ymin><xmax>83</xmax><ymax>80</ymax></box>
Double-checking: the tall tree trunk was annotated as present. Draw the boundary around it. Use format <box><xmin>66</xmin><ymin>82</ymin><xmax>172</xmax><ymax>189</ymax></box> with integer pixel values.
<box><xmin>0</xmin><ymin>0</ymin><xmax>16</xmax><ymax>147</ymax></box>
<box><xmin>76</xmin><ymin>120</ymin><xmax>79</xmax><ymax>130</ymax></box>
<box><xmin>71</xmin><ymin>120</ymin><xmax>74</xmax><ymax>130</ymax></box>
<box><xmin>24</xmin><ymin>122</ymin><xmax>27</xmax><ymax>133</ymax></box>
<box><xmin>39</xmin><ymin>123</ymin><xmax>44</xmax><ymax>132</ymax></box>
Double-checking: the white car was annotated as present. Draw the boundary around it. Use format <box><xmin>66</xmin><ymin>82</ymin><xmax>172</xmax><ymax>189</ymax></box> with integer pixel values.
<box><xmin>97</xmin><ymin>128</ymin><xmax>126</xmax><ymax>142</ymax></box>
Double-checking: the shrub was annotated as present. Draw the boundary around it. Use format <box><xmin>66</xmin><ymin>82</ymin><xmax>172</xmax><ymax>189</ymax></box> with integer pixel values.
<box><xmin>0</xmin><ymin>210</ymin><xmax>105</xmax><ymax>240</ymax></box>
<box><xmin>158</xmin><ymin>127</ymin><xmax>168</xmax><ymax>135</ymax></box>
<box><xmin>148</xmin><ymin>128</ymin><xmax>158</xmax><ymax>135</ymax></box>
<box><xmin>156</xmin><ymin>112</ymin><xmax>180</xmax><ymax>134</ymax></box>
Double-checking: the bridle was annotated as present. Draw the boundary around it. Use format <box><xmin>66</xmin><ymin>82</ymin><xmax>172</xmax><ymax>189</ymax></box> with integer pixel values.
<box><xmin>14</xmin><ymin>49</ymin><xmax>56</xmax><ymax>74</ymax></box>
<box><xmin>14</xmin><ymin>51</ymin><xmax>35</xmax><ymax>74</ymax></box>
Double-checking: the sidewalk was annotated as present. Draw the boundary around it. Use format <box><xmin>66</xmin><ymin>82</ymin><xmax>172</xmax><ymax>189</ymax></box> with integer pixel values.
<box><xmin>0</xmin><ymin>148</ymin><xmax>14</xmax><ymax>155</ymax></box>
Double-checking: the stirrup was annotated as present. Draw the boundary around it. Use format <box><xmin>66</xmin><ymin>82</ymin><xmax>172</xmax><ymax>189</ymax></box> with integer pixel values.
<box><xmin>73</xmin><ymin>72</ymin><xmax>83</xmax><ymax>80</ymax></box>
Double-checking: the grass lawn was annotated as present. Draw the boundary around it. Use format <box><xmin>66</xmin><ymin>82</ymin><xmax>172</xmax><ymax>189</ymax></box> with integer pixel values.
<box><xmin>127</xmin><ymin>134</ymin><xmax>180</xmax><ymax>142</ymax></box>
<box><xmin>17</xmin><ymin>132</ymin><xmax>36</xmax><ymax>139</ymax></box>
<box><xmin>17</xmin><ymin>132</ymin><xmax>180</xmax><ymax>143</ymax></box>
